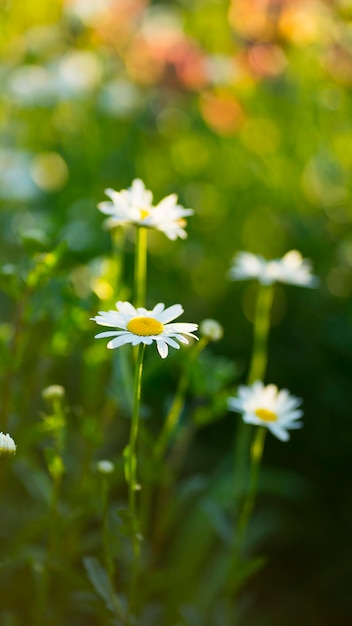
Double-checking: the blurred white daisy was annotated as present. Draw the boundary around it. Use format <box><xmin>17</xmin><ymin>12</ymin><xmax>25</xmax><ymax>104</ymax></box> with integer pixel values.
<box><xmin>97</xmin><ymin>178</ymin><xmax>193</xmax><ymax>240</ymax></box>
<box><xmin>92</xmin><ymin>301</ymin><xmax>198</xmax><ymax>359</ymax></box>
<box><xmin>0</xmin><ymin>432</ymin><xmax>17</xmax><ymax>457</ymax></box>
<box><xmin>227</xmin><ymin>381</ymin><xmax>303</xmax><ymax>441</ymax></box>
<box><xmin>228</xmin><ymin>250</ymin><xmax>318</xmax><ymax>287</ymax></box>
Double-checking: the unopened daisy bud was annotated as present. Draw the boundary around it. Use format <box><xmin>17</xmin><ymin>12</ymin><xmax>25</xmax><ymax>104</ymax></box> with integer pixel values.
<box><xmin>42</xmin><ymin>385</ymin><xmax>65</xmax><ymax>402</ymax></box>
<box><xmin>199</xmin><ymin>318</ymin><xmax>224</xmax><ymax>342</ymax></box>
<box><xmin>97</xmin><ymin>460</ymin><xmax>114</xmax><ymax>475</ymax></box>
<box><xmin>0</xmin><ymin>432</ymin><xmax>16</xmax><ymax>458</ymax></box>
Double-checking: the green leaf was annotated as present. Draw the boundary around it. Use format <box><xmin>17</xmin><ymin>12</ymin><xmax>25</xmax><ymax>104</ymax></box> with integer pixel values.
<box><xmin>83</xmin><ymin>556</ymin><xmax>125</xmax><ymax>622</ymax></box>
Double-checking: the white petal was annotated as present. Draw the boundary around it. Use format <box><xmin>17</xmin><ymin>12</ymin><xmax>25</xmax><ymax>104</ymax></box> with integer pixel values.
<box><xmin>261</xmin><ymin>384</ymin><xmax>279</xmax><ymax>404</ymax></box>
<box><xmin>151</xmin><ymin>302</ymin><xmax>165</xmax><ymax>317</ymax></box>
<box><xmin>130</xmin><ymin>178</ymin><xmax>153</xmax><ymax>206</ymax></box>
<box><xmin>156</xmin><ymin>339</ymin><xmax>169</xmax><ymax>358</ymax></box>
<box><xmin>175</xmin><ymin>334</ymin><xmax>189</xmax><ymax>344</ymax></box>
<box><xmin>154</xmin><ymin>193</ymin><xmax>178</xmax><ymax>210</ymax></box>
<box><xmin>250</xmin><ymin>381</ymin><xmax>265</xmax><ymax>395</ymax></box>
<box><xmin>107</xmin><ymin>334</ymin><xmax>134</xmax><ymax>349</ymax></box>
<box><xmin>104</xmin><ymin>188</ymin><xmax>121</xmax><ymax>201</ymax></box>
<box><xmin>184</xmin><ymin>332</ymin><xmax>198</xmax><ymax>340</ymax></box>
<box><xmin>227</xmin><ymin>397</ymin><xmax>243</xmax><ymax>412</ymax></box>
<box><xmin>116</xmin><ymin>301</ymin><xmax>138</xmax><ymax>317</ymax></box>
<box><xmin>161</xmin><ymin>335</ymin><xmax>180</xmax><ymax>349</ymax></box>
<box><xmin>283</xmin><ymin>421</ymin><xmax>303</xmax><ymax>430</ymax></box>
<box><xmin>97</xmin><ymin>201</ymin><xmax>117</xmax><ymax>216</ymax></box>
<box><xmin>135</xmin><ymin>307</ymin><xmax>149</xmax><ymax>316</ymax></box>
<box><xmin>159</xmin><ymin>304</ymin><xmax>183</xmax><ymax>323</ymax></box>
<box><xmin>130</xmin><ymin>336</ymin><xmax>144</xmax><ymax>346</ymax></box>
<box><xmin>141</xmin><ymin>336</ymin><xmax>153</xmax><ymax>345</ymax></box>
<box><xmin>268</xmin><ymin>424</ymin><xmax>290</xmax><ymax>441</ymax></box>
<box><xmin>165</xmin><ymin>322</ymin><xmax>198</xmax><ymax>333</ymax></box>
<box><xmin>279</xmin><ymin>409</ymin><xmax>303</xmax><ymax>423</ymax></box>
<box><xmin>94</xmin><ymin>330</ymin><xmax>127</xmax><ymax>339</ymax></box>
<box><xmin>242</xmin><ymin>413</ymin><xmax>261</xmax><ymax>426</ymax></box>
<box><xmin>104</xmin><ymin>217</ymin><xmax>129</xmax><ymax>229</ymax></box>
<box><xmin>92</xmin><ymin>312</ymin><xmax>127</xmax><ymax>328</ymax></box>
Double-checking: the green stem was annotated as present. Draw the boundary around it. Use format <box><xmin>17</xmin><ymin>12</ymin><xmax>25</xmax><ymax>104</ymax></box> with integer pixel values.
<box><xmin>112</xmin><ymin>228</ymin><xmax>125</xmax><ymax>296</ymax></box>
<box><xmin>134</xmin><ymin>227</ymin><xmax>147</xmax><ymax>308</ymax></box>
<box><xmin>128</xmin><ymin>343</ymin><xmax>145</xmax><ymax>519</ymax></box>
<box><xmin>154</xmin><ymin>337</ymin><xmax>208</xmax><ymax>459</ymax></box>
<box><xmin>233</xmin><ymin>284</ymin><xmax>275</xmax><ymax>501</ymax></box>
<box><xmin>229</xmin><ymin>284</ymin><xmax>275</xmax><ymax>614</ymax></box>
<box><xmin>247</xmin><ymin>285</ymin><xmax>275</xmax><ymax>384</ymax></box>
<box><xmin>145</xmin><ymin>339</ymin><xmax>207</xmax><ymax>551</ymax></box>
<box><xmin>126</xmin><ymin>343</ymin><xmax>145</xmax><ymax>618</ymax></box>
<box><xmin>235</xmin><ymin>426</ymin><xmax>267</xmax><ymax>548</ymax></box>
<box><xmin>227</xmin><ymin>427</ymin><xmax>267</xmax><ymax>622</ymax></box>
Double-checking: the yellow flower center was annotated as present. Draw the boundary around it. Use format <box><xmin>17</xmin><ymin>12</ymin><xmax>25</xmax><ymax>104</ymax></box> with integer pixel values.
<box><xmin>140</xmin><ymin>209</ymin><xmax>150</xmax><ymax>220</ymax></box>
<box><xmin>127</xmin><ymin>316</ymin><xmax>163</xmax><ymax>336</ymax></box>
<box><xmin>255</xmin><ymin>408</ymin><xmax>277</xmax><ymax>422</ymax></box>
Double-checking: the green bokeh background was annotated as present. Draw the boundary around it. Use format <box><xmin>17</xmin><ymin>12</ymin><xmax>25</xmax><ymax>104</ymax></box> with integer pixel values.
<box><xmin>1</xmin><ymin>1</ymin><xmax>352</xmax><ymax>624</ymax></box>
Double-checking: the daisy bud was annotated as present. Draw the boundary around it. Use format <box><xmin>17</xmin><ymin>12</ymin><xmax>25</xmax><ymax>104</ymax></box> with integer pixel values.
<box><xmin>199</xmin><ymin>318</ymin><xmax>224</xmax><ymax>342</ymax></box>
<box><xmin>0</xmin><ymin>433</ymin><xmax>16</xmax><ymax>458</ymax></box>
<box><xmin>97</xmin><ymin>460</ymin><xmax>114</xmax><ymax>475</ymax></box>
<box><xmin>42</xmin><ymin>385</ymin><xmax>65</xmax><ymax>402</ymax></box>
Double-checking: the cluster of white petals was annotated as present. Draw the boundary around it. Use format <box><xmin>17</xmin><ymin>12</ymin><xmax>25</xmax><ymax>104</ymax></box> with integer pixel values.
<box><xmin>0</xmin><ymin>432</ymin><xmax>17</xmax><ymax>457</ymax></box>
<box><xmin>97</xmin><ymin>178</ymin><xmax>193</xmax><ymax>240</ymax></box>
<box><xmin>228</xmin><ymin>250</ymin><xmax>318</xmax><ymax>288</ymax></box>
<box><xmin>228</xmin><ymin>381</ymin><xmax>303</xmax><ymax>441</ymax></box>
<box><xmin>92</xmin><ymin>301</ymin><xmax>198</xmax><ymax>359</ymax></box>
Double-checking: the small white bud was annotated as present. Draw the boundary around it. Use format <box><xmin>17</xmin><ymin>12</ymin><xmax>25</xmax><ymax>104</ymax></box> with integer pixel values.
<box><xmin>199</xmin><ymin>318</ymin><xmax>224</xmax><ymax>342</ymax></box>
<box><xmin>97</xmin><ymin>460</ymin><xmax>114</xmax><ymax>475</ymax></box>
<box><xmin>42</xmin><ymin>385</ymin><xmax>65</xmax><ymax>402</ymax></box>
<box><xmin>0</xmin><ymin>433</ymin><xmax>16</xmax><ymax>458</ymax></box>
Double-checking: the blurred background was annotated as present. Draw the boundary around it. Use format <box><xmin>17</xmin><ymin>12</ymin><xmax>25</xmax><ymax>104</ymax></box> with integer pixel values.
<box><xmin>1</xmin><ymin>0</ymin><xmax>352</xmax><ymax>624</ymax></box>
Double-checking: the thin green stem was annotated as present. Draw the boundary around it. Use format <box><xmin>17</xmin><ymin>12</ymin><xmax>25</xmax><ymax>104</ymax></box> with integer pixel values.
<box><xmin>235</xmin><ymin>426</ymin><xmax>267</xmax><ymax>548</ymax></box>
<box><xmin>112</xmin><ymin>228</ymin><xmax>125</xmax><ymax>295</ymax></box>
<box><xmin>154</xmin><ymin>337</ymin><xmax>208</xmax><ymax>459</ymax></box>
<box><xmin>226</xmin><ymin>427</ymin><xmax>267</xmax><ymax>623</ymax></box>
<box><xmin>134</xmin><ymin>227</ymin><xmax>148</xmax><ymax>308</ymax></box>
<box><xmin>126</xmin><ymin>342</ymin><xmax>145</xmax><ymax>619</ymax></box>
<box><xmin>145</xmin><ymin>339</ymin><xmax>207</xmax><ymax>551</ymax></box>
<box><xmin>128</xmin><ymin>343</ymin><xmax>145</xmax><ymax>520</ymax></box>
<box><xmin>228</xmin><ymin>284</ymin><xmax>275</xmax><ymax>616</ymax></box>
<box><xmin>247</xmin><ymin>285</ymin><xmax>275</xmax><ymax>384</ymax></box>
<box><xmin>233</xmin><ymin>284</ymin><xmax>275</xmax><ymax>501</ymax></box>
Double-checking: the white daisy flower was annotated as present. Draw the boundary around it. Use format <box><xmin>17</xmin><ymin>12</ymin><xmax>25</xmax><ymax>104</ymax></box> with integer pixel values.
<box><xmin>227</xmin><ymin>381</ymin><xmax>303</xmax><ymax>441</ymax></box>
<box><xmin>97</xmin><ymin>178</ymin><xmax>194</xmax><ymax>240</ymax></box>
<box><xmin>228</xmin><ymin>250</ymin><xmax>318</xmax><ymax>288</ymax></box>
<box><xmin>92</xmin><ymin>301</ymin><xmax>198</xmax><ymax>359</ymax></box>
<box><xmin>0</xmin><ymin>432</ymin><xmax>17</xmax><ymax>457</ymax></box>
